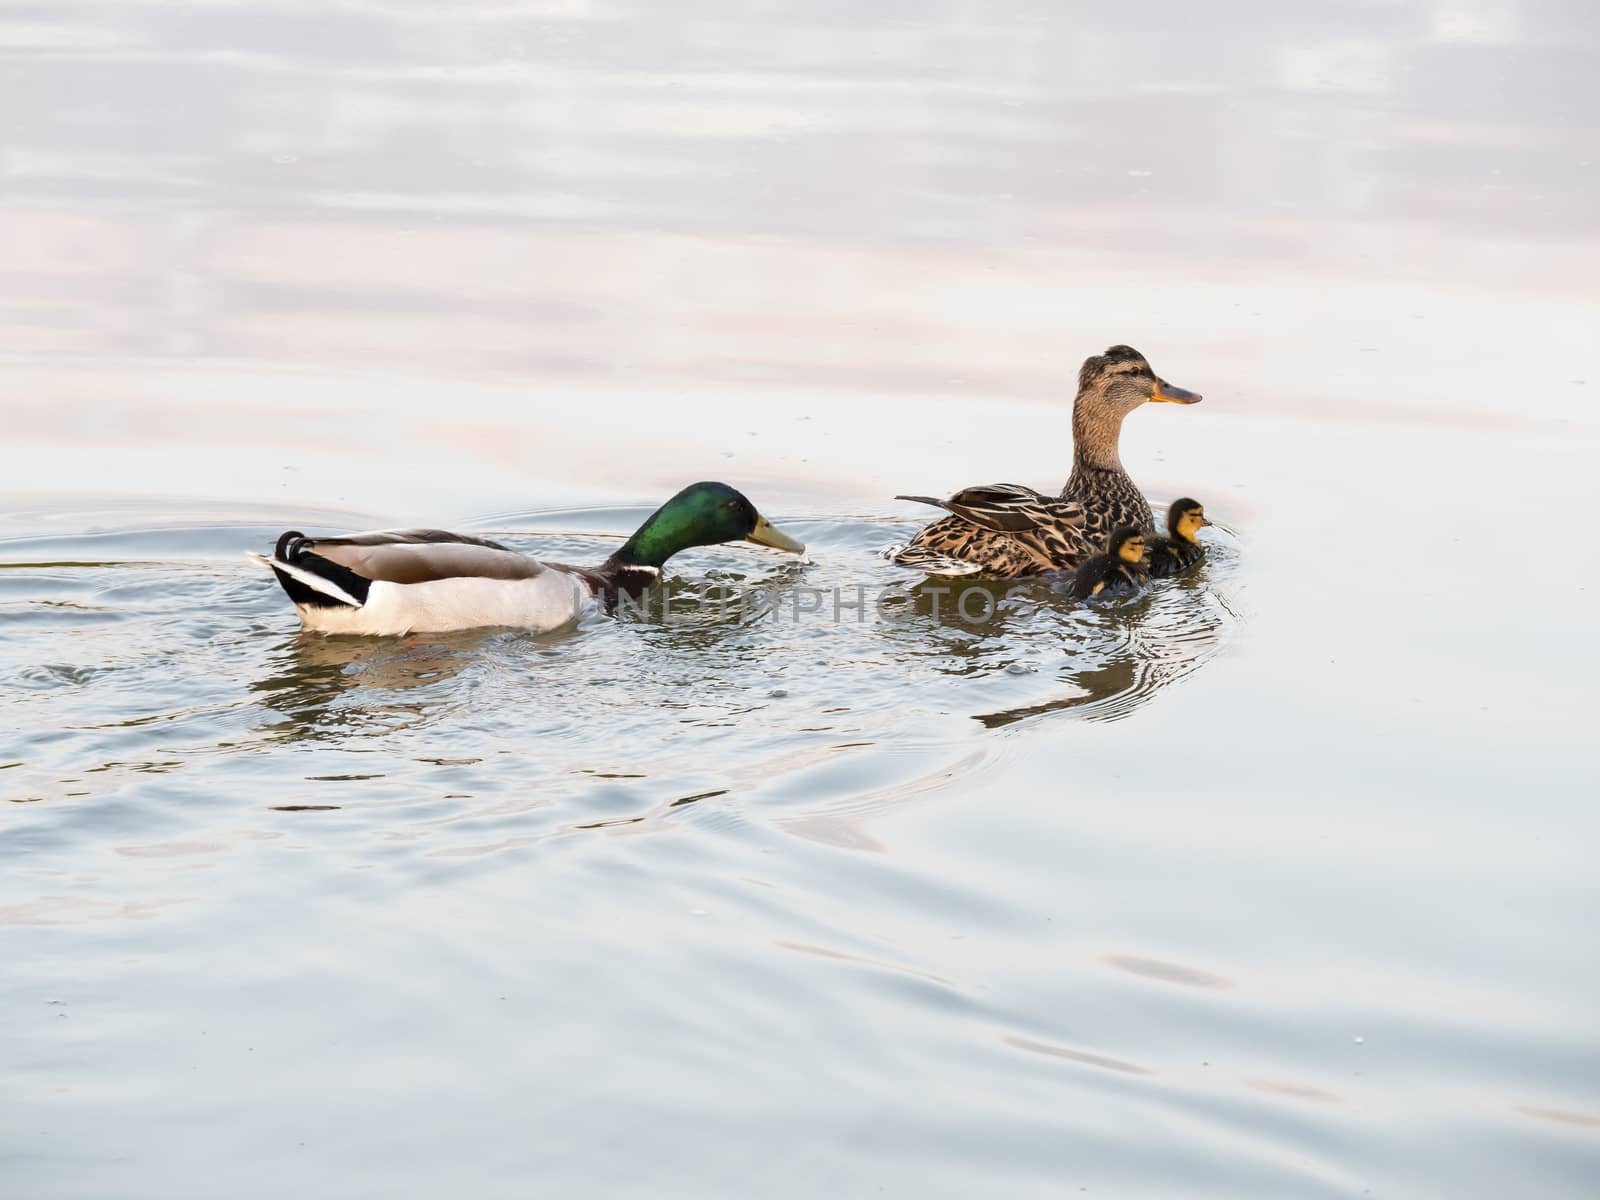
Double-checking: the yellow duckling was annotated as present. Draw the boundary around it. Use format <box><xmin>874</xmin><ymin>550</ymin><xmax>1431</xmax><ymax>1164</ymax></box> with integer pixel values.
<box><xmin>1066</xmin><ymin>526</ymin><xmax>1149</xmax><ymax>600</ymax></box>
<box><xmin>1146</xmin><ymin>497</ymin><xmax>1210</xmax><ymax>578</ymax></box>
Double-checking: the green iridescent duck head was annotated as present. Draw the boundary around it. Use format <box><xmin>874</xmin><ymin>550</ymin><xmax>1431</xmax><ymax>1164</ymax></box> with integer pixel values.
<box><xmin>610</xmin><ymin>481</ymin><xmax>805</xmax><ymax>570</ymax></box>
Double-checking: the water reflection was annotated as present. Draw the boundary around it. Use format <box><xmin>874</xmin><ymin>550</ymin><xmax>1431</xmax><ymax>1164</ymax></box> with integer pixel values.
<box><xmin>1004</xmin><ymin>1035</ymin><xmax>1154</xmax><ymax>1078</ymax></box>
<box><xmin>1105</xmin><ymin>954</ymin><xmax>1234</xmax><ymax>990</ymax></box>
<box><xmin>250</xmin><ymin>629</ymin><xmax>498</xmax><ymax>740</ymax></box>
<box><xmin>4</xmin><ymin>1</ymin><xmax>1593</xmax><ymax>389</ymax></box>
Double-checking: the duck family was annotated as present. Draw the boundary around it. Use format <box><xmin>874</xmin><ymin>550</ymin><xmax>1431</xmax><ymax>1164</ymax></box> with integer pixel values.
<box><xmin>889</xmin><ymin>345</ymin><xmax>1200</xmax><ymax>577</ymax></box>
<box><xmin>252</xmin><ymin>345</ymin><xmax>1215</xmax><ymax>634</ymax></box>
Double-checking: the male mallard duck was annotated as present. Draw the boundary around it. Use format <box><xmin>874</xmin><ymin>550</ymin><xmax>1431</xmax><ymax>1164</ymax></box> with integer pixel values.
<box><xmin>889</xmin><ymin>345</ymin><xmax>1200</xmax><ymax>577</ymax></box>
<box><xmin>248</xmin><ymin>481</ymin><xmax>805</xmax><ymax>636</ymax></box>
<box><xmin>1146</xmin><ymin>497</ymin><xmax>1209</xmax><ymax>578</ymax></box>
<box><xmin>1066</xmin><ymin>525</ymin><xmax>1150</xmax><ymax>600</ymax></box>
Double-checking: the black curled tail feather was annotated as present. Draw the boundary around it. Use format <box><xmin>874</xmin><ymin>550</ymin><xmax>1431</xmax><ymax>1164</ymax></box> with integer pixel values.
<box><xmin>268</xmin><ymin>531</ymin><xmax>371</xmax><ymax>609</ymax></box>
<box><xmin>275</xmin><ymin>530</ymin><xmax>310</xmax><ymax>561</ymax></box>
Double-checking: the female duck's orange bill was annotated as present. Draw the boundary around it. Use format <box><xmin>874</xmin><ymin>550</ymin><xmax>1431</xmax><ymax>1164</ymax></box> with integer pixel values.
<box><xmin>1151</xmin><ymin>378</ymin><xmax>1203</xmax><ymax>404</ymax></box>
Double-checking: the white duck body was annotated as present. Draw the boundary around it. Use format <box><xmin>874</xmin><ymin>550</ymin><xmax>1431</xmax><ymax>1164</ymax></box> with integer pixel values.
<box><xmin>315</xmin><ymin>573</ymin><xmax>593</xmax><ymax>636</ymax></box>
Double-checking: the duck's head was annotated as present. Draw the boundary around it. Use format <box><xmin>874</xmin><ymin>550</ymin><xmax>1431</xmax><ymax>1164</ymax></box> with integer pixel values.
<box><xmin>1108</xmin><ymin>525</ymin><xmax>1148</xmax><ymax>565</ymax></box>
<box><xmin>1166</xmin><ymin>497</ymin><xmax>1210</xmax><ymax>543</ymax></box>
<box><xmin>614</xmin><ymin>481</ymin><xmax>806</xmax><ymax>569</ymax></box>
<box><xmin>1077</xmin><ymin>345</ymin><xmax>1202</xmax><ymax>418</ymax></box>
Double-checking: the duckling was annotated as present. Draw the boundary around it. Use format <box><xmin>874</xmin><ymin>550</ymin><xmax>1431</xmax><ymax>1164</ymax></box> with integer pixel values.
<box><xmin>1146</xmin><ymin>497</ymin><xmax>1210</xmax><ymax>578</ymax></box>
<box><xmin>1066</xmin><ymin>525</ymin><xmax>1149</xmax><ymax>600</ymax></box>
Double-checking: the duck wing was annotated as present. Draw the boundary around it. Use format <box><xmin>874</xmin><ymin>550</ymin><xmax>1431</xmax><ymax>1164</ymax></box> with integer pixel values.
<box><xmin>254</xmin><ymin>528</ymin><xmax>556</xmax><ymax>613</ymax></box>
<box><xmin>288</xmin><ymin>529</ymin><xmax>545</xmax><ymax>584</ymax></box>
<box><xmin>895</xmin><ymin>484</ymin><xmax>1072</xmax><ymax>534</ymax></box>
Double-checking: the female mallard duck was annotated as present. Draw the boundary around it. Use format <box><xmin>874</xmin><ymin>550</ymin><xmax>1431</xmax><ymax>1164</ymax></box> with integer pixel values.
<box><xmin>248</xmin><ymin>481</ymin><xmax>805</xmax><ymax>636</ymax></box>
<box><xmin>889</xmin><ymin>345</ymin><xmax>1200</xmax><ymax>577</ymax></box>
<box><xmin>1147</xmin><ymin>497</ymin><xmax>1210</xmax><ymax>577</ymax></box>
<box><xmin>1066</xmin><ymin>526</ymin><xmax>1150</xmax><ymax>600</ymax></box>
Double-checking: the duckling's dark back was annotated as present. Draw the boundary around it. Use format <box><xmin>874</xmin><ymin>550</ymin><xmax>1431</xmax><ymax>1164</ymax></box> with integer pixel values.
<box><xmin>1066</xmin><ymin>526</ymin><xmax>1148</xmax><ymax>599</ymax></box>
<box><xmin>1147</xmin><ymin>536</ymin><xmax>1204</xmax><ymax>577</ymax></box>
<box><xmin>1067</xmin><ymin>553</ymin><xmax>1121</xmax><ymax>599</ymax></box>
<box><xmin>1147</xmin><ymin>498</ymin><xmax>1207</xmax><ymax>578</ymax></box>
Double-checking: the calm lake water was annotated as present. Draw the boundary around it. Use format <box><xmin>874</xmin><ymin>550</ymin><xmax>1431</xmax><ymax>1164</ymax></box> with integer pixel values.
<box><xmin>4</xmin><ymin>2</ymin><xmax>1598</xmax><ymax>1196</ymax></box>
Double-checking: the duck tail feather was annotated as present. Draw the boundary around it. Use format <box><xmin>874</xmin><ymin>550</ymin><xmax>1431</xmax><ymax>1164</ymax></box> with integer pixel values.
<box><xmin>246</xmin><ymin>551</ymin><xmax>364</xmax><ymax>609</ymax></box>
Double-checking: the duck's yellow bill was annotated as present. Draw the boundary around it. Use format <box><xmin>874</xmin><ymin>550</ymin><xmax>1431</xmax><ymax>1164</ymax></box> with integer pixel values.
<box><xmin>746</xmin><ymin>515</ymin><xmax>806</xmax><ymax>554</ymax></box>
<box><xmin>1151</xmin><ymin>378</ymin><xmax>1203</xmax><ymax>404</ymax></box>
